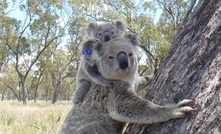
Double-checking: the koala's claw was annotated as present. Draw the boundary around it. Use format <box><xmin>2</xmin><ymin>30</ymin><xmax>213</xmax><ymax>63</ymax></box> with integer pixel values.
<box><xmin>191</xmin><ymin>108</ymin><xmax>197</xmax><ymax>113</ymax></box>
<box><xmin>172</xmin><ymin>99</ymin><xmax>197</xmax><ymax>118</ymax></box>
<box><xmin>177</xmin><ymin>99</ymin><xmax>195</xmax><ymax>107</ymax></box>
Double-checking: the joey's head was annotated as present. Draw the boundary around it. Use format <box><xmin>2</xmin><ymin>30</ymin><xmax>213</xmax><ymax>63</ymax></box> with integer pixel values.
<box><xmin>98</xmin><ymin>33</ymin><xmax>140</xmax><ymax>82</ymax></box>
<box><xmin>80</xmin><ymin>39</ymin><xmax>103</xmax><ymax>66</ymax></box>
<box><xmin>86</xmin><ymin>20</ymin><xmax>125</xmax><ymax>42</ymax></box>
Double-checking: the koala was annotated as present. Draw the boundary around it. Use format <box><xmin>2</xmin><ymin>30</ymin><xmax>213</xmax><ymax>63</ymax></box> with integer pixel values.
<box><xmin>73</xmin><ymin>33</ymin><xmax>151</xmax><ymax>105</ymax></box>
<box><xmin>73</xmin><ymin>20</ymin><xmax>125</xmax><ymax>105</ymax></box>
<box><xmin>59</xmin><ymin>35</ymin><xmax>195</xmax><ymax>134</ymax></box>
<box><xmin>72</xmin><ymin>39</ymin><xmax>113</xmax><ymax>105</ymax></box>
<box><xmin>86</xmin><ymin>20</ymin><xmax>125</xmax><ymax>42</ymax></box>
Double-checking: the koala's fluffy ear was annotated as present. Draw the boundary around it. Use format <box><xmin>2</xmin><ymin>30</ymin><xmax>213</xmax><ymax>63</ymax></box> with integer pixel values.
<box><xmin>86</xmin><ymin>22</ymin><xmax>98</xmax><ymax>38</ymax></box>
<box><xmin>125</xmin><ymin>33</ymin><xmax>140</xmax><ymax>46</ymax></box>
<box><xmin>112</xmin><ymin>20</ymin><xmax>125</xmax><ymax>32</ymax></box>
<box><xmin>79</xmin><ymin>39</ymin><xmax>104</xmax><ymax>55</ymax></box>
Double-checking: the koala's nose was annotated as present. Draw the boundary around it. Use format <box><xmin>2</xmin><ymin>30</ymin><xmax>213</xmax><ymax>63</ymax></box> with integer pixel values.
<box><xmin>117</xmin><ymin>51</ymin><xmax>128</xmax><ymax>69</ymax></box>
<box><xmin>103</xmin><ymin>32</ymin><xmax>111</xmax><ymax>42</ymax></box>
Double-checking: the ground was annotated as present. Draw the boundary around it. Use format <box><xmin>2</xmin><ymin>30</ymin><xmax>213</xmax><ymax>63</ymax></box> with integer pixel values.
<box><xmin>0</xmin><ymin>101</ymin><xmax>72</xmax><ymax>134</ymax></box>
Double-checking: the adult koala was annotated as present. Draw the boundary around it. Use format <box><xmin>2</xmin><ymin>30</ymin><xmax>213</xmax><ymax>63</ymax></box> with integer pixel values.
<box><xmin>73</xmin><ymin>33</ymin><xmax>150</xmax><ymax>105</ymax></box>
<box><xmin>59</xmin><ymin>34</ymin><xmax>195</xmax><ymax>134</ymax></box>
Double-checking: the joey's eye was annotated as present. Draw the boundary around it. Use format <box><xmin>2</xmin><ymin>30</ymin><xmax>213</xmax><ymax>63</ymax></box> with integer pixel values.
<box><xmin>108</xmin><ymin>56</ymin><xmax>114</xmax><ymax>59</ymax></box>
<box><xmin>111</xmin><ymin>31</ymin><xmax>114</xmax><ymax>34</ymax></box>
<box><xmin>98</xmin><ymin>32</ymin><xmax>102</xmax><ymax>37</ymax></box>
<box><xmin>129</xmin><ymin>53</ymin><xmax>133</xmax><ymax>56</ymax></box>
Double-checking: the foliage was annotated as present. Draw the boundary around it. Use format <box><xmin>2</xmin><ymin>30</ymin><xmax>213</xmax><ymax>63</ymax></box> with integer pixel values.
<box><xmin>0</xmin><ymin>0</ymin><xmax>194</xmax><ymax>103</ymax></box>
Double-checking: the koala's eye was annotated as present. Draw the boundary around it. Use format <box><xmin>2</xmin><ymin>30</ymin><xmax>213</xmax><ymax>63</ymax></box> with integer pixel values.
<box><xmin>108</xmin><ymin>56</ymin><xmax>114</xmax><ymax>59</ymax></box>
<box><xmin>98</xmin><ymin>32</ymin><xmax>102</xmax><ymax>37</ymax></box>
<box><xmin>129</xmin><ymin>53</ymin><xmax>133</xmax><ymax>57</ymax></box>
<box><xmin>111</xmin><ymin>31</ymin><xmax>114</xmax><ymax>34</ymax></box>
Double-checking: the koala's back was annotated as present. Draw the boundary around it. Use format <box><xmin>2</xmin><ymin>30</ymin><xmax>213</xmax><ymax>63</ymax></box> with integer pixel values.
<box><xmin>59</xmin><ymin>84</ymin><xmax>124</xmax><ymax>134</ymax></box>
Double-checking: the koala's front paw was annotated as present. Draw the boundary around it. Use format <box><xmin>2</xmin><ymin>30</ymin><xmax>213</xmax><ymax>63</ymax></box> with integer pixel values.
<box><xmin>139</xmin><ymin>75</ymin><xmax>153</xmax><ymax>85</ymax></box>
<box><xmin>172</xmin><ymin>99</ymin><xmax>197</xmax><ymax>118</ymax></box>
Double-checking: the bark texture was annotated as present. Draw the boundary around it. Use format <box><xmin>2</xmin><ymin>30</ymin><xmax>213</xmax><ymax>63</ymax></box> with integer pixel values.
<box><xmin>125</xmin><ymin>0</ymin><xmax>221</xmax><ymax>134</ymax></box>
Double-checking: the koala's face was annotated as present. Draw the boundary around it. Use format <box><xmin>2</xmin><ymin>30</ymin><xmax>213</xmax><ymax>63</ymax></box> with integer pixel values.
<box><xmin>95</xmin><ymin>23</ymin><xmax>122</xmax><ymax>42</ymax></box>
<box><xmin>86</xmin><ymin>21</ymin><xmax>125</xmax><ymax>42</ymax></box>
<box><xmin>98</xmin><ymin>37</ymin><xmax>139</xmax><ymax>82</ymax></box>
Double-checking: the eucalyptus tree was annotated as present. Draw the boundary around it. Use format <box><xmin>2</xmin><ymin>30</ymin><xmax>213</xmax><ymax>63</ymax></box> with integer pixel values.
<box><xmin>155</xmin><ymin>0</ymin><xmax>197</xmax><ymax>42</ymax></box>
<box><xmin>1</xmin><ymin>0</ymin><xmax>73</xmax><ymax>104</ymax></box>
<box><xmin>126</xmin><ymin>0</ymin><xmax>221</xmax><ymax>133</ymax></box>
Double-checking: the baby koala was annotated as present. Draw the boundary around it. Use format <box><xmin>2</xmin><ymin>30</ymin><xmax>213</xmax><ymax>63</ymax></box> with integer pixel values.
<box><xmin>73</xmin><ymin>39</ymin><xmax>113</xmax><ymax>105</ymax></box>
<box><xmin>59</xmin><ymin>34</ymin><xmax>196</xmax><ymax>134</ymax></box>
<box><xmin>86</xmin><ymin>20</ymin><xmax>125</xmax><ymax>42</ymax></box>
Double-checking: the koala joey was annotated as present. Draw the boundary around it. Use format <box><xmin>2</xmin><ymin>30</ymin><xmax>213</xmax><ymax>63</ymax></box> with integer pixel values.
<box><xmin>73</xmin><ymin>39</ymin><xmax>113</xmax><ymax>105</ymax></box>
<box><xmin>86</xmin><ymin>20</ymin><xmax>125</xmax><ymax>42</ymax></box>
<box><xmin>60</xmin><ymin>34</ymin><xmax>196</xmax><ymax>134</ymax></box>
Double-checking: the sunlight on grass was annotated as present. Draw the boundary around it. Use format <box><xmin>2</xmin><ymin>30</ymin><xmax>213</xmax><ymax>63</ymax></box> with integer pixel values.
<box><xmin>0</xmin><ymin>101</ymin><xmax>72</xmax><ymax>134</ymax></box>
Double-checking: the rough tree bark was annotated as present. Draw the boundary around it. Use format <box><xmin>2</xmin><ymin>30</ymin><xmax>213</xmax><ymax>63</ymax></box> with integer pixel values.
<box><xmin>125</xmin><ymin>0</ymin><xmax>221</xmax><ymax>134</ymax></box>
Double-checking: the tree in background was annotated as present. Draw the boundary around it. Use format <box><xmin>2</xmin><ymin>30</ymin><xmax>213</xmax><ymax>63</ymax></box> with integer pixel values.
<box><xmin>0</xmin><ymin>0</ymin><xmax>74</xmax><ymax>104</ymax></box>
<box><xmin>0</xmin><ymin>0</ymin><xmax>196</xmax><ymax>103</ymax></box>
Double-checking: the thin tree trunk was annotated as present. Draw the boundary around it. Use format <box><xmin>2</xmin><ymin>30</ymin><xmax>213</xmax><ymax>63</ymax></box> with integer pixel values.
<box><xmin>1</xmin><ymin>90</ymin><xmax>5</xmax><ymax>101</ymax></box>
<box><xmin>20</xmin><ymin>77</ymin><xmax>27</xmax><ymax>104</ymax></box>
<box><xmin>45</xmin><ymin>74</ymin><xmax>50</xmax><ymax>101</ymax></box>
<box><xmin>33</xmin><ymin>71</ymin><xmax>43</xmax><ymax>102</ymax></box>
<box><xmin>51</xmin><ymin>73</ymin><xmax>59</xmax><ymax>104</ymax></box>
<box><xmin>34</xmin><ymin>86</ymin><xmax>38</xmax><ymax>103</ymax></box>
<box><xmin>125</xmin><ymin>0</ymin><xmax>221</xmax><ymax>134</ymax></box>
<box><xmin>51</xmin><ymin>86</ymin><xmax>59</xmax><ymax>104</ymax></box>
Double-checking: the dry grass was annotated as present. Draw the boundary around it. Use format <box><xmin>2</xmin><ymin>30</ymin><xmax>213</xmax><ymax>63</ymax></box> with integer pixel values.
<box><xmin>0</xmin><ymin>101</ymin><xmax>72</xmax><ymax>134</ymax></box>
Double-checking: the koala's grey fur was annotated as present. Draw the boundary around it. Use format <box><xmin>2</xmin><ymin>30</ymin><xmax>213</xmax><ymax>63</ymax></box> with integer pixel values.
<box><xmin>73</xmin><ymin>39</ymin><xmax>113</xmax><ymax>105</ymax></box>
<box><xmin>73</xmin><ymin>20</ymin><xmax>125</xmax><ymax>105</ymax></box>
<box><xmin>59</xmin><ymin>35</ymin><xmax>195</xmax><ymax>134</ymax></box>
<box><xmin>86</xmin><ymin>20</ymin><xmax>125</xmax><ymax>42</ymax></box>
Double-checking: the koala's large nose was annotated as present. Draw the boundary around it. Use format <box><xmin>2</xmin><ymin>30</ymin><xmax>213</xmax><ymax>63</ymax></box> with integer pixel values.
<box><xmin>103</xmin><ymin>32</ymin><xmax>111</xmax><ymax>42</ymax></box>
<box><xmin>117</xmin><ymin>51</ymin><xmax>128</xmax><ymax>69</ymax></box>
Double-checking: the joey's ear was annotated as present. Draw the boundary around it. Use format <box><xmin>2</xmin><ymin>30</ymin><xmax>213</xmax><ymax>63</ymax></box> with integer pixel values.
<box><xmin>113</xmin><ymin>20</ymin><xmax>125</xmax><ymax>32</ymax></box>
<box><xmin>125</xmin><ymin>33</ymin><xmax>140</xmax><ymax>46</ymax></box>
<box><xmin>86</xmin><ymin>22</ymin><xmax>98</xmax><ymax>38</ymax></box>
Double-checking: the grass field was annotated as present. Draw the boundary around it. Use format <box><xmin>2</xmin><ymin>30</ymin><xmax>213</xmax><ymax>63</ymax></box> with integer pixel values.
<box><xmin>0</xmin><ymin>101</ymin><xmax>72</xmax><ymax>134</ymax></box>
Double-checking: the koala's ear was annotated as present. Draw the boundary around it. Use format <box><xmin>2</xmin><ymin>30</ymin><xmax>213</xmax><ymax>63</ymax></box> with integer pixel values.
<box><xmin>112</xmin><ymin>20</ymin><xmax>125</xmax><ymax>32</ymax></box>
<box><xmin>86</xmin><ymin>22</ymin><xmax>98</xmax><ymax>38</ymax></box>
<box><xmin>125</xmin><ymin>33</ymin><xmax>140</xmax><ymax>46</ymax></box>
<box><xmin>80</xmin><ymin>39</ymin><xmax>104</xmax><ymax>55</ymax></box>
<box><xmin>80</xmin><ymin>39</ymin><xmax>96</xmax><ymax>54</ymax></box>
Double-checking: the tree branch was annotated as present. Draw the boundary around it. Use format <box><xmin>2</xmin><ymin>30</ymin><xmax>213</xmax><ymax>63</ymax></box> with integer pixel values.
<box><xmin>0</xmin><ymin>78</ymin><xmax>20</xmax><ymax>100</ymax></box>
<box><xmin>139</xmin><ymin>45</ymin><xmax>158</xmax><ymax>71</ymax></box>
<box><xmin>177</xmin><ymin>0</ymin><xmax>197</xmax><ymax>33</ymax></box>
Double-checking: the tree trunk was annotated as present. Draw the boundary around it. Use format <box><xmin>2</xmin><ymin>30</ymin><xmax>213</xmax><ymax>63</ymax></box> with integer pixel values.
<box><xmin>51</xmin><ymin>73</ymin><xmax>59</xmax><ymax>104</ymax></box>
<box><xmin>1</xmin><ymin>90</ymin><xmax>5</xmax><ymax>101</ymax></box>
<box><xmin>34</xmin><ymin>86</ymin><xmax>38</xmax><ymax>103</ymax></box>
<box><xmin>45</xmin><ymin>74</ymin><xmax>50</xmax><ymax>101</ymax></box>
<box><xmin>51</xmin><ymin>86</ymin><xmax>59</xmax><ymax>104</ymax></box>
<box><xmin>19</xmin><ymin>77</ymin><xmax>27</xmax><ymax>104</ymax></box>
<box><xmin>125</xmin><ymin>0</ymin><xmax>221</xmax><ymax>134</ymax></box>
